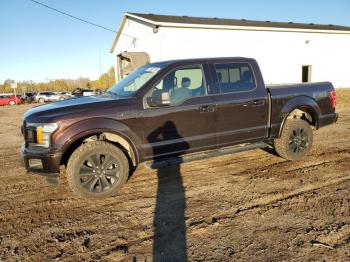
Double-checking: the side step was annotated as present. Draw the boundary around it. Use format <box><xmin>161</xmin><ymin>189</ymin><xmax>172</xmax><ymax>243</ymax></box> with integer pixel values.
<box><xmin>145</xmin><ymin>142</ymin><xmax>270</xmax><ymax>169</ymax></box>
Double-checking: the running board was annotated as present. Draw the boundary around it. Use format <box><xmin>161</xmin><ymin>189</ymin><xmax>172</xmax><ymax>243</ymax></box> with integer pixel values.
<box><xmin>145</xmin><ymin>142</ymin><xmax>270</xmax><ymax>169</ymax></box>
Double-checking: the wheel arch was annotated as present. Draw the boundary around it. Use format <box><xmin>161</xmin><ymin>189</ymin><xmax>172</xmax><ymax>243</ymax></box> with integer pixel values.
<box><xmin>57</xmin><ymin>118</ymin><xmax>141</xmax><ymax>168</ymax></box>
<box><xmin>277</xmin><ymin>96</ymin><xmax>321</xmax><ymax>138</ymax></box>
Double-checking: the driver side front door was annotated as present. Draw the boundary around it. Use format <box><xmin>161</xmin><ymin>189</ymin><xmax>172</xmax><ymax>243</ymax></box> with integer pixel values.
<box><xmin>140</xmin><ymin>63</ymin><xmax>217</xmax><ymax>160</ymax></box>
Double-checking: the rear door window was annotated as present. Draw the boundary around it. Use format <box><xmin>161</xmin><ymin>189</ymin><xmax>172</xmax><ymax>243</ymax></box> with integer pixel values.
<box><xmin>214</xmin><ymin>63</ymin><xmax>256</xmax><ymax>93</ymax></box>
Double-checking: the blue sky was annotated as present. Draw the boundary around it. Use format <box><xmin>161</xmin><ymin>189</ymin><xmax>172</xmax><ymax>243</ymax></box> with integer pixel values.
<box><xmin>0</xmin><ymin>0</ymin><xmax>349</xmax><ymax>83</ymax></box>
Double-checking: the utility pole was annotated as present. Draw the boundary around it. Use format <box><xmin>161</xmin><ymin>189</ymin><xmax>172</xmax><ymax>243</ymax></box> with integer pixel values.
<box><xmin>99</xmin><ymin>50</ymin><xmax>107</xmax><ymax>90</ymax></box>
<box><xmin>98</xmin><ymin>50</ymin><xmax>102</xmax><ymax>76</ymax></box>
<box><xmin>10</xmin><ymin>82</ymin><xmax>17</xmax><ymax>104</ymax></box>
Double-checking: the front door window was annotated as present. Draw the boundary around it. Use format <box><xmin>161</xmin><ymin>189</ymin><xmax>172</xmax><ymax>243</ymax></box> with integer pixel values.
<box><xmin>145</xmin><ymin>65</ymin><xmax>207</xmax><ymax>108</ymax></box>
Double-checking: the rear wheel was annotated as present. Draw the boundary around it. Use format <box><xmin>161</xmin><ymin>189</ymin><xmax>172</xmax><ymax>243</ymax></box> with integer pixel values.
<box><xmin>274</xmin><ymin>119</ymin><xmax>313</xmax><ymax>160</ymax></box>
<box><xmin>67</xmin><ymin>141</ymin><xmax>129</xmax><ymax>198</ymax></box>
<box><xmin>8</xmin><ymin>100</ymin><xmax>15</xmax><ymax>106</ymax></box>
<box><xmin>38</xmin><ymin>98</ymin><xmax>44</xmax><ymax>103</ymax></box>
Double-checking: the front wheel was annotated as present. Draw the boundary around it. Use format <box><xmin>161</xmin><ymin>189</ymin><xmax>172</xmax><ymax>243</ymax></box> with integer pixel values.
<box><xmin>67</xmin><ymin>141</ymin><xmax>129</xmax><ymax>198</ymax></box>
<box><xmin>274</xmin><ymin>119</ymin><xmax>313</xmax><ymax>161</ymax></box>
<box><xmin>8</xmin><ymin>100</ymin><xmax>15</xmax><ymax>106</ymax></box>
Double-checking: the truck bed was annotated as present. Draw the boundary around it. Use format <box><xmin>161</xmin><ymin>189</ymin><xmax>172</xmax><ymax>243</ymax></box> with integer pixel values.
<box><xmin>266</xmin><ymin>81</ymin><xmax>336</xmax><ymax>138</ymax></box>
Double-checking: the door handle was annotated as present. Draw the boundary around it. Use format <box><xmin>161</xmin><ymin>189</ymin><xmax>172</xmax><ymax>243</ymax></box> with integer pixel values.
<box><xmin>243</xmin><ymin>100</ymin><xmax>265</xmax><ymax>107</ymax></box>
<box><xmin>199</xmin><ymin>105</ymin><xmax>210</xmax><ymax>113</ymax></box>
<box><xmin>252</xmin><ymin>100</ymin><xmax>265</xmax><ymax>106</ymax></box>
<box><xmin>199</xmin><ymin>105</ymin><xmax>217</xmax><ymax>113</ymax></box>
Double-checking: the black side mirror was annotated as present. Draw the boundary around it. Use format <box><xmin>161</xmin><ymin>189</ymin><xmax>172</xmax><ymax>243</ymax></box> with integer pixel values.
<box><xmin>147</xmin><ymin>92</ymin><xmax>170</xmax><ymax>107</ymax></box>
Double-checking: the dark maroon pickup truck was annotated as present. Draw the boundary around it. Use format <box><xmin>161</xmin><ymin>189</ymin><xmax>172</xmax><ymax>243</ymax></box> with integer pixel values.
<box><xmin>22</xmin><ymin>57</ymin><xmax>338</xmax><ymax>198</ymax></box>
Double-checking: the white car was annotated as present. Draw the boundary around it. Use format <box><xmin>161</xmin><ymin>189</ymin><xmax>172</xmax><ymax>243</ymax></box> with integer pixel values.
<box><xmin>34</xmin><ymin>92</ymin><xmax>69</xmax><ymax>103</ymax></box>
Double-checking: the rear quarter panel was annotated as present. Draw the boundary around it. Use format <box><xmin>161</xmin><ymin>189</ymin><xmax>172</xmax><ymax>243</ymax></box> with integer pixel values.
<box><xmin>268</xmin><ymin>82</ymin><xmax>335</xmax><ymax>138</ymax></box>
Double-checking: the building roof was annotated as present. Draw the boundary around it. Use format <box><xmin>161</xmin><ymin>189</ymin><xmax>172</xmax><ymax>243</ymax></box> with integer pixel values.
<box><xmin>128</xmin><ymin>12</ymin><xmax>350</xmax><ymax>32</ymax></box>
<box><xmin>111</xmin><ymin>12</ymin><xmax>350</xmax><ymax>52</ymax></box>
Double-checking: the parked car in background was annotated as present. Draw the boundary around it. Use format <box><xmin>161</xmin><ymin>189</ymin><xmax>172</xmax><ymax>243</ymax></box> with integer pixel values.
<box><xmin>72</xmin><ymin>88</ymin><xmax>95</xmax><ymax>97</ymax></box>
<box><xmin>22</xmin><ymin>92</ymin><xmax>36</xmax><ymax>103</ymax></box>
<box><xmin>57</xmin><ymin>91</ymin><xmax>74</xmax><ymax>98</ymax></box>
<box><xmin>0</xmin><ymin>94</ymin><xmax>24</xmax><ymax>106</ymax></box>
<box><xmin>34</xmin><ymin>91</ymin><xmax>69</xmax><ymax>103</ymax></box>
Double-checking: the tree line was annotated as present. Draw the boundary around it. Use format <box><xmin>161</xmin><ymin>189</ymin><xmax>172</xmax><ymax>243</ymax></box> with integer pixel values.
<box><xmin>0</xmin><ymin>67</ymin><xmax>116</xmax><ymax>94</ymax></box>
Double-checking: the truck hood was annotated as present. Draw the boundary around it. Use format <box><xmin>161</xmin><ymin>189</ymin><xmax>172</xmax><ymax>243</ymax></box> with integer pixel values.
<box><xmin>24</xmin><ymin>94</ymin><xmax>134</xmax><ymax>123</ymax></box>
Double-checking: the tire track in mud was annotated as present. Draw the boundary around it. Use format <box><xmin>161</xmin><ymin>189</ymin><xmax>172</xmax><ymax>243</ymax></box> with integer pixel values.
<box><xmin>41</xmin><ymin>172</ymin><xmax>350</xmax><ymax>261</ymax></box>
<box><xmin>231</xmin><ymin>148</ymin><xmax>350</xmax><ymax>177</ymax></box>
<box><xmin>185</xmin><ymin>155</ymin><xmax>350</xmax><ymax>229</ymax></box>
<box><xmin>0</xmin><ymin>151</ymin><xmax>23</xmax><ymax>175</ymax></box>
<box><xmin>0</xmin><ymin>185</ymin><xmax>157</xmax><ymax>237</ymax></box>
<box><xmin>3</xmin><ymin>146</ymin><xmax>349</xmax><ymax>236</ymax></box>
<box><xmin>186</xmin><ymin>174</ymin><xmax>350</xmax><ymax>234</ymax></box>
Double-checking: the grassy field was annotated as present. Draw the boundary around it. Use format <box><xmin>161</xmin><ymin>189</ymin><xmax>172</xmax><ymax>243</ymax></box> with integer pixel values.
<box><xmin>336</xmin><ymin>87</ymin><xmax>350</xmax><ymax>108</ymax></box>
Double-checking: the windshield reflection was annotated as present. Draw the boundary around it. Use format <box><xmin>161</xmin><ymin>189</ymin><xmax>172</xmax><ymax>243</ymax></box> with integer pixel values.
<box><xmin>107</xmin><ymin>64</ymin><xmax>163</xmax><ymax>97</ymax></box>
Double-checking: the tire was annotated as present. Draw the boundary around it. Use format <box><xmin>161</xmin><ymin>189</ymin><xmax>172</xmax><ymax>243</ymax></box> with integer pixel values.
<box><xmin>8</xmin><ymin>100</ymin><xmax>15</xmax><ymax>106</ymax></box>
<box><xmin>59</xmin><ymin>97</ymin><xmax>64</xmax><ymax>101</ymax></box>
<box><xmin>274</xmin><ymin>119</ymin><xmax>313</xmax><ymax>161</ymax></box>
<box><xmin>67</xmin><ymin>141</ymin><xmax>129</xmax><ymax>198</ymax></box>
<box><xmin>38</xmin><ymin>98</ymin><xmax>44</xmax><ymax>103</ymax></box>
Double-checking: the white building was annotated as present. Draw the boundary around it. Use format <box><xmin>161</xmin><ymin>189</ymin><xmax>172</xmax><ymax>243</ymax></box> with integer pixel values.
<box><xmin>111</xmin><ymin>13</ymin><xmax>350</xmax><ymax>87</ymax></box>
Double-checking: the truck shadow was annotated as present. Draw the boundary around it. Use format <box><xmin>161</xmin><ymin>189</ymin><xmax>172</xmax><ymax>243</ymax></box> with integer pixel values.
<box><xmin>147</xmin><ymin>121</ymin><xmax>188</xmax><ymax>262</ymax></box>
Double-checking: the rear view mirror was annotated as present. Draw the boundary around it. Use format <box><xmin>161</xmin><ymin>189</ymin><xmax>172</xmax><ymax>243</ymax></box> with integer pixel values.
<box><xmin>147</xmin><ymin>92</ymin><xmax>170</xmax><ymax>107</ymax></box>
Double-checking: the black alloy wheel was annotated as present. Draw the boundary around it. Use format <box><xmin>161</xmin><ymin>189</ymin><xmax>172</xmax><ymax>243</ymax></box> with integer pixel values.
<box><xmin>79</xmin><ymin>153</ymin><xmax>120</xmax><ymax>193</ymax></box>
<box><xmin>274</xmin><ymin>119</ymin><xmax>313</xmax><ymax>160</ymax></box>
<box><xmin>67</xmin><ymin>141</ymin><xmax>129</xmax><ymax>198</ymax></box>
<box><xmin>288</xmin><ymin>127</ymin><xmax>309</xmax><ymax>154</ymax></box>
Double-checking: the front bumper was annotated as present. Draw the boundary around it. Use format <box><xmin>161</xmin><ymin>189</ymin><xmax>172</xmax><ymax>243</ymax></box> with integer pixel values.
<box><xmin>21</xmin><ymin>145</ymin><xmax>62</xmax><ymax>176</ymax></box>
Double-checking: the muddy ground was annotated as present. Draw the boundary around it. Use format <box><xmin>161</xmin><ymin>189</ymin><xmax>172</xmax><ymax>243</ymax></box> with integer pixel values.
<box><xmin>0</xmin><ymin>89</ymin><xmax>349</xmax><ymax>261</ymax></box>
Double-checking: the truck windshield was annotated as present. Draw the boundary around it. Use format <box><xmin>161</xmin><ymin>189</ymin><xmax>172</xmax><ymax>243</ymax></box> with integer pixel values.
<box><xmin>107</xmin><ymin>64</ymin><xmax>162</xmax><ymax>97</ymax></box>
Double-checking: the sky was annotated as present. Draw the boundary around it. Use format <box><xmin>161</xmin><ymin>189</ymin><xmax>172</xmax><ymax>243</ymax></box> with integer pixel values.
<box><xmin>0</xmin><ymin>0</ymin><xmax>349</xmax><ymax>84</ymax></box>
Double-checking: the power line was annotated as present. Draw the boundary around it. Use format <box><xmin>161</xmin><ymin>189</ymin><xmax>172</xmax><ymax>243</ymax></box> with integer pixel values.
<box><xmin>28</xmin><ymin>0</ymin><xmax>134</xmax><ymax>38</ymax></box>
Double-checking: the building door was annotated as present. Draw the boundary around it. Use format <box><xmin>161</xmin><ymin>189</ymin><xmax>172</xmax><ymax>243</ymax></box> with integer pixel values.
<box><xmin>302</xmin><ymin>65</ymin><xmax>312</xmax><ymax>82</ymax></box>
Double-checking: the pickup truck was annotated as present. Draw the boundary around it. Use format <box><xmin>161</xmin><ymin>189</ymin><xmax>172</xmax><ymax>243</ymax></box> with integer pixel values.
<box><xmin>21</xmin><ymin>57</ymin><xmax>338</xmax><ymax>198</ymax></box>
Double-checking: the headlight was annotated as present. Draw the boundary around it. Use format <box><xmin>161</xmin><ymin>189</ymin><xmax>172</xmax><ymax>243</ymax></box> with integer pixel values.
<box><xmin>27</xmin><ymin>123</ymin><xmax>59</xmax><ymax>148</ymax></box>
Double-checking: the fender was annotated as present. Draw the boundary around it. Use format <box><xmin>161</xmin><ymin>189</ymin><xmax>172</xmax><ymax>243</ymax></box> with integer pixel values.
<box><xmin>277</xmin><ymin>95</ymin><xmax>321</xmax><ymax>137</ymax></box>
<box><xmin>53</xmin><ymin>118</ymin><xmax>142</xmax><ymax>165</ymax></box>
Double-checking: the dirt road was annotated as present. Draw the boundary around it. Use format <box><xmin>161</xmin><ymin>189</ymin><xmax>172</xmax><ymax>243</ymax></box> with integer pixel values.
<box><xmin>0</xmin><ymin>90</ymin><xmax>349</xmax><ymax>261</ymax></box>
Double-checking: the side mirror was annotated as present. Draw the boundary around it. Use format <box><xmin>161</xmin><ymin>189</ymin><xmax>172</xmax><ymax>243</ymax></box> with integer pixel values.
<box><xmin>147</xmin><ymin>92</ymin><xmax>170</xmax><ymax>107</ymax></box>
